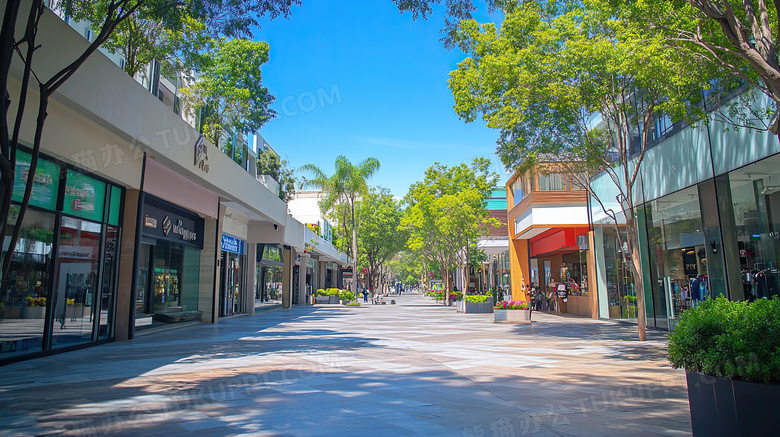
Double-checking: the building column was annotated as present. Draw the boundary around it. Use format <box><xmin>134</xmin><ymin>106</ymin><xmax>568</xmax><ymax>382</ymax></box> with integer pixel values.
<box><xmin>587</xmin><ymin>231</ymin><xmax>599</xmax><ymax>319</ymax></box>
<box><xmin>510</xmin><ymin>238</ymin><xmax>530</xmax><ymax>302</ymax></box>
<box><xmin>282</xmin><ymin>249</ymin><xmax>292</xmax><ymax>309</ymax></box>
<box><xmin>201</xmin><ymin>217</ymin><xmax>219</xmax><ymax>323</ymax></box>
<box><xmin>299</xmin><ymin>253</ymin><xmax>310</xmax><ymax>305</ymax></box>
<box><xmin>246</xmin><ymin>242</ymin><xmax>257</xmax><ymax>314</ymax></box>
<box><xmin>115</xmin><ymin>189</ymin><xmax>139</xmax><ymax>341</ymax></box>
<box><xmin>318</xmin><ymin>259</ymin><xmax>326</xmax><ymax>292</ymax></box>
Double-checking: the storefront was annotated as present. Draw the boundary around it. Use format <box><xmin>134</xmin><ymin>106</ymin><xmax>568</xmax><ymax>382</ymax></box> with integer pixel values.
<box><xmin>135</xmin><ymin>195</ymin><xmax>203</xmax><ymax>327</ymax></box>
<box><xmin>256</xmin><ymin>244</ymin><xmax>284</xmax><ymax>303</ymax></box>
<box><xmin>1</xmin><ymin>149</ymin><xmax>123</xmax><ymax>360</ymax></box>
<box><xmin>525</xmin><ymin>228</ymin><xmax>593</xmax><ymax>316</ymax></box>
<box><xmin>220</xmin><ymin>234</ymin><xmax>245</xmax><ymax>316</ymax></box>
<box><xmin>306</xmin><ymin>257</ymin><xmax>317</xmax><ymax>295</ymax></box>
<box><xmin>590</xmin><ymin>100</ymin><xmax>780</xmax><ymax>329</ymax></box>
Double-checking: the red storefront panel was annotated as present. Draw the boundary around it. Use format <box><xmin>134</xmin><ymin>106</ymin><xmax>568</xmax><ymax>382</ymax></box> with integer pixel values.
<box><xmin>530</xmin><ymin>228</ymin><xmax>589</xmax><ymax>257</ymax></box>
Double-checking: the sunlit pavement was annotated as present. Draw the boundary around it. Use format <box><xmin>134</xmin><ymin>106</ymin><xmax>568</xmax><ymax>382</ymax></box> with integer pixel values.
<box><xmin>0</xmin><ymin>293</ymin><xmax>690</xmax><ymax>437</ymax></box>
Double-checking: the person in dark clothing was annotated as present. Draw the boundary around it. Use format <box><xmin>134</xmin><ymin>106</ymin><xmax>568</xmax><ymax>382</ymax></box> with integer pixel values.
<box><xmin>362</xmin><ymin>289</ymin><xmax>369</xmax><ymax>302</ymax></box>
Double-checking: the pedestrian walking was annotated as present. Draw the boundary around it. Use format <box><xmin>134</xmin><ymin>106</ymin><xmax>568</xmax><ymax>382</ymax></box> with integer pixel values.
<box><xmin>362</xmin><ymin>289</ymin><xmax>369</xmax><ymax>302</ymax></box>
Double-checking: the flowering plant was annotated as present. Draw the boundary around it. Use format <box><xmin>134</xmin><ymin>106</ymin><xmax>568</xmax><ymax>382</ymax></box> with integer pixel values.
<box><xmin>495</xmin><ymin>300</ymin><xmax>529</xmax><ymax>310</ymax></box>
<box><xmin>25</xmin><ymin>296</ymin><xmax>46</xmax><ymax>307</ymax></box>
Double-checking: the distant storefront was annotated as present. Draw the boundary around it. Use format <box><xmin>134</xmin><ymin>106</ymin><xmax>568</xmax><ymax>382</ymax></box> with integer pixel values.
<box><xmin>256</xmin><ymin>244</ymin><xmax>284</xmax><ymax>303</ymax></box>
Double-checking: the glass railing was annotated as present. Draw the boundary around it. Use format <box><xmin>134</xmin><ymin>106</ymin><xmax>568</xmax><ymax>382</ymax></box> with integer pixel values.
<box><xmin>257</xmin><ymin>174</ymin><xmax>281</xmax><ymax>197</ymax></box>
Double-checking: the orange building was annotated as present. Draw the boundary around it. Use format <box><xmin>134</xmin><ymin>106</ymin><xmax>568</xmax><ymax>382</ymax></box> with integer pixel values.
<box><xmin>506</xmin><ymin>165</ymin><xmax>598</xmax><ymax>317</ymax></box>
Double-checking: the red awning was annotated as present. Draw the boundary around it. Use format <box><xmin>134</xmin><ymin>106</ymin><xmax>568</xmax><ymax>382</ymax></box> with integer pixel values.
<box><xmin>530</xmin><ymin>228</ymin><xmax>588</xmax><ymax>258</ymax></box>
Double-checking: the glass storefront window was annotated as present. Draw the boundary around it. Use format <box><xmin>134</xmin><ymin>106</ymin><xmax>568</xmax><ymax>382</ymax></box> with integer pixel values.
<box><xmin>601</xmin><ymin>225</ymin><xmax>637</xmax><ymax>319</ymax></box>
<box><xmin>729</xmin><ymin>155</ymin><xmax>780</xmax><ymax>300</ymax></box>
<box><xmin>136</xmin><ymin>240</ymin><xmax>200</xmax><ymax>327</ymax></box>
<box><xmin>644</xmin><ymin>186</ymin><xmax>707</xmax><ymax>330</ymax></box>
<box><xmin>13</xmin><ymin>150</ymin><xmax>60</xmax><ymax>210</ymax></box>
<box><xmin>62</xmin><ymin>170</ymin><xmax>106</xmax><ymax>222</ymax></box>
<box><xmin>561</xmin><ymin>251</ymin><xmax>588</xmax><ymax>296</ymax></box>
<box><xmin>52</xmin><ymin>217</ymin><xmax>102</xmax><ymax>349</ymax></box>
<box><xmin>0</xmin><ymin>208</ymin><xmax>55</xmax><ymax>356</ymax></box>
<box><xmin>98</xmin><ymin>226</ymin><xmax>119</xmax><ymax>340</ymax></box>
<box><xmin>256</xmin><ymin>264</ymin><xmax>283</xmax><ymax>303</ymax></box>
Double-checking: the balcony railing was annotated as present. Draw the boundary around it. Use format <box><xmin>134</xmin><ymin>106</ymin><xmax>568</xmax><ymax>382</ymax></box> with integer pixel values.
<box><xmin>257</xmin><ymin>174</ymin><xmax>281</xmax><ymax>197</ymax></box>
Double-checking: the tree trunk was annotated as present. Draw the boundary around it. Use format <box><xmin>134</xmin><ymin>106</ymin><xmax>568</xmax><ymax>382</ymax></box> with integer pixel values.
<box><xmin>626</xmin><ymin>219</ymin><xmax>647</xmax><ymax>341</ymax></box>
<box><xmin>461</xmin><ymin>262</ymin><xmax>468</xmax><ymax>298</ymax></box>
<box><xmin>442</xmin><ymin>266</ymin><xmax>449</xmax><ymax>305</ymax></box>
<box><xmin>351</xmin><ymin>226</ymin><xmax>357</xmax><ymax>292</ymax></box>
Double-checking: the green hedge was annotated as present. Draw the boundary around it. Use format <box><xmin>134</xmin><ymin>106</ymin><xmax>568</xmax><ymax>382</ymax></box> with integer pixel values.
<box><xmin>316</xmin><ymin>288</ymin><xmax>341</xmax><ymax>297</ymax></box>
<box><xmin>464</xmin><ymin>295</ymin><xmax>489</xmax><ymax>303</ymax></box>
<box><xmin>668</xmin><ymin>297</ymin><xmax>780</xmax><ymax>383</ymax></box>
<box><xmin>339</xmin><ymin>290</ymin><xmax>355</xmax><ymax>301</ymax></box>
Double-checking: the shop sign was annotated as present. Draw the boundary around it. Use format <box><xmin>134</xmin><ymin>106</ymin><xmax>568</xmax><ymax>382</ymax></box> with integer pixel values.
<box><xmin>194</xmin><ymin>135</ymin><xmax>209</xmax><ymax>173</ymax></box>
<box><xmin>144</xmin><ymin>216</ymin><xmax>158</xmax><ymax>229</ymax></box>
<box><xmin>63</xmin><ymin>170</ymin><xmax>105</xmax><ymax>222</ymax></box>
<box><xmin>221</xmin><ymin>234</ymin><xmax>245</xmax><ymax>254</ymax></box>
<box><xmin>141</xmin><ymin>199</ymin><xmax>204</xmax><ymax>249</ymax></box>
<box><xmin>13</xmin><ymin>150</ymin><xmax>60</xmax><ymax>211</ymax></box>
<box><xmin>58</xmin><ymin>245</ymin><xmax>93</xmax><ymax>260</ymax></box>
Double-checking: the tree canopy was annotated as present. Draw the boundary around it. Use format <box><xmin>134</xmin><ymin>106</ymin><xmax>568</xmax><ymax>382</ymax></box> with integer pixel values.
<box><xmin>446</xmin><ymin>0</ymin><xmax>738</xmax><ymax>337</ymax></box>
<box><xmin>180</xmin><ymin>38</ymin><xmax>275</xmax><ymax>148</ymax></box>
<box><xmin>402</xmin><ymin>158</ymin><xmax>498</xmax><ymax>302</ymax></box>
<box><xmin>357</xmin><ymin>187</ymin><xmax>406</xmax><ymax>292</ymax></box>
<box><xmin>299</xmin><ymin>156</ymin><xmax>380</xmax><ymax>290</ymax></box>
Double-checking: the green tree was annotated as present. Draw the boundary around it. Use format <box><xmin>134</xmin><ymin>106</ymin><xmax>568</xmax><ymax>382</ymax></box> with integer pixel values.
<box><xmin>600</xmin><ymin>0</ymin><xmax>780</xmax><ymax>134</ymax></box>
<box><xmin>387</xmin><ymin>252</ymin><xmax>424</xmax><ymax>287</ymax></box>
<box><xmin>69</xmin><ymin>2</ymin><xmax>213</xmax><ymax>78</ymax></box>
<box><xmin>257</xmin><ymin>149</ymin><xmax>296</xmax><ymax>202</ymax></box>
<box><xmin>299</xmin><ymin>156</ymin><xmax>381</xmax><ymax>291</ymax></box>
<box><xmin>402</xmin><ymin>158</ymin><xmax>498</xmax><ymax>304</ymax></box>
<box><xmin>180</xmin><ymin>38</ymin><xmax>275</xmax><ymax>149</ymax></box>
<box><xmin>357</xmin><ymin>188</ymin><xmax>406</xmax><ymax>292</ymax></box>
<box><xmin>0</xmin><ymin>0</ymin><xmax>299</xmax><ymax>283</ymax></box>
<box><xmin>448</xmin><ymin>1</ymin><xmax>730</xmax><ymax>338</ymax></box>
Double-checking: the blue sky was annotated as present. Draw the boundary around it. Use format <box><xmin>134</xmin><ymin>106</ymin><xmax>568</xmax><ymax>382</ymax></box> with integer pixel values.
<box><xmin>253</xmin><ymin>0</ymin><xmax>506</xmax><ymax>197</ymax></box>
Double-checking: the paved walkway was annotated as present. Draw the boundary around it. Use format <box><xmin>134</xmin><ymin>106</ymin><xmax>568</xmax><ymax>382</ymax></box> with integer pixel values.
<box><xmin>0</xmin><ymin>293</ymin><xmax>691</xmax><ymax>437</ymax></box>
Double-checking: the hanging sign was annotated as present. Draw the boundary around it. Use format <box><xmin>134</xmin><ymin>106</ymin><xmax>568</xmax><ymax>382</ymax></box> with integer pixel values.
<box><xmin>221</xmin><ymin>234</ymin><xmax>245</xmax><ymax>255</ymax></box>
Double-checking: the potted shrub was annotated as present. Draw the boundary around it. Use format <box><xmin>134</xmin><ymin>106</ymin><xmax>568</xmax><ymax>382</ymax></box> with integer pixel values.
<box><xmin>668</xmin><ymin>297</ymin><xmax>780</xmax><ymax>437</ymax></box>
<box><xmin>493</xmin><ymin>300</ymin><xmax>531</xmax><ymax>324</ymax></box>
<box><xmin>339</xmin><ymin>290</ymin><xmax>355</xmax><ymax>304</ymax></box>
<box><xmin>314</xmin><ymin>289</ymin><xmax>330</xmax><ymax>304</ymax></box>
<box><xmin>327</xmin><ymin>288</ymin><xmax>341</xmax><ymax>304</ymax></box>
<box><xmin>22</xmin><ymin>296</ymin><xmax>46</xmax><ymax>319</ymax></box>
<box><xmin>457</xmin><ymin>295</ymin><xmax>494</xmax><ymax>313</ymax></box>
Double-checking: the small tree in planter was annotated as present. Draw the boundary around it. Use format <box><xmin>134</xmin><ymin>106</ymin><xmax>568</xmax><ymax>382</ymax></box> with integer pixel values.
<box><xmin>668</xmin><ymin>297</ymin><xmax>780</xmax><ymax>437</ymax></box>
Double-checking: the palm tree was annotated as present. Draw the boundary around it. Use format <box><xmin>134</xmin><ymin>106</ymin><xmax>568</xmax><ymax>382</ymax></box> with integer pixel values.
<box><xmin>299</xmin><ymin>156</ymin><xmax>380</xmax><ymax>291</ymax></box>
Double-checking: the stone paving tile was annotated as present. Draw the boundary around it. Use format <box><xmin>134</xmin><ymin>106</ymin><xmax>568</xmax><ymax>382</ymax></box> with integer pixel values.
<box><xmin>0</xmin><ymin>293</ymin><xmax>691</xmax><ymax>436</ymax></box>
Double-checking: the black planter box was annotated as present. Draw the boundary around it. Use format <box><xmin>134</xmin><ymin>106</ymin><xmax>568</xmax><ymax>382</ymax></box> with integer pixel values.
<box><xmin>686</xmin><ymin>370</ymin><xmax>780</xmax><ymax>436</ymax></box>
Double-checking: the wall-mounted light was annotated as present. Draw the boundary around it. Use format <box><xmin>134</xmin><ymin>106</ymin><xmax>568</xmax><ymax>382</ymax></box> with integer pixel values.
<box><xmin>710</xmin><ymin>241</ymin><xmax>718</xmax><ymax>254</ymax></box>
<box><xmin>273</xmin><ymin>224</ymin><xmax>278</xmax><ymax>230</ymax></box>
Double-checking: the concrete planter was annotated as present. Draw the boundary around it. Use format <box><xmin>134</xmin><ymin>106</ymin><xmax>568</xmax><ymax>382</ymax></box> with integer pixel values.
<box><xmin>493</xmin><ymin>309</ymin><xmax>531</xmax><ymax>324</ymax></box>
<box><xmin>686</xmin><ymin>370</ymin><xmax>780</xmax><ymax>436</ymax></box>
<box><xmin>328</xmin><ymin>295</ymin><xmax>339</xmax><ymax>304</ymax></box>
<box><xmin>314</xmin><ymin>297</ymin><xmax>330</xmax><ymax>304</ymax></box>
<box><xmin>22</xmin><ymin>306</ymin><xmax>45</xmax><ymax>319</ymax></box>
<box><xmin>66</xmin><ymin>305</ymin><xmax>84</xmax><ymax>319</ymax></box>
<box><xmin>457</xmin><ymin>298</ymin><xmax>494</xmax><ymax>314</ymax></box>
